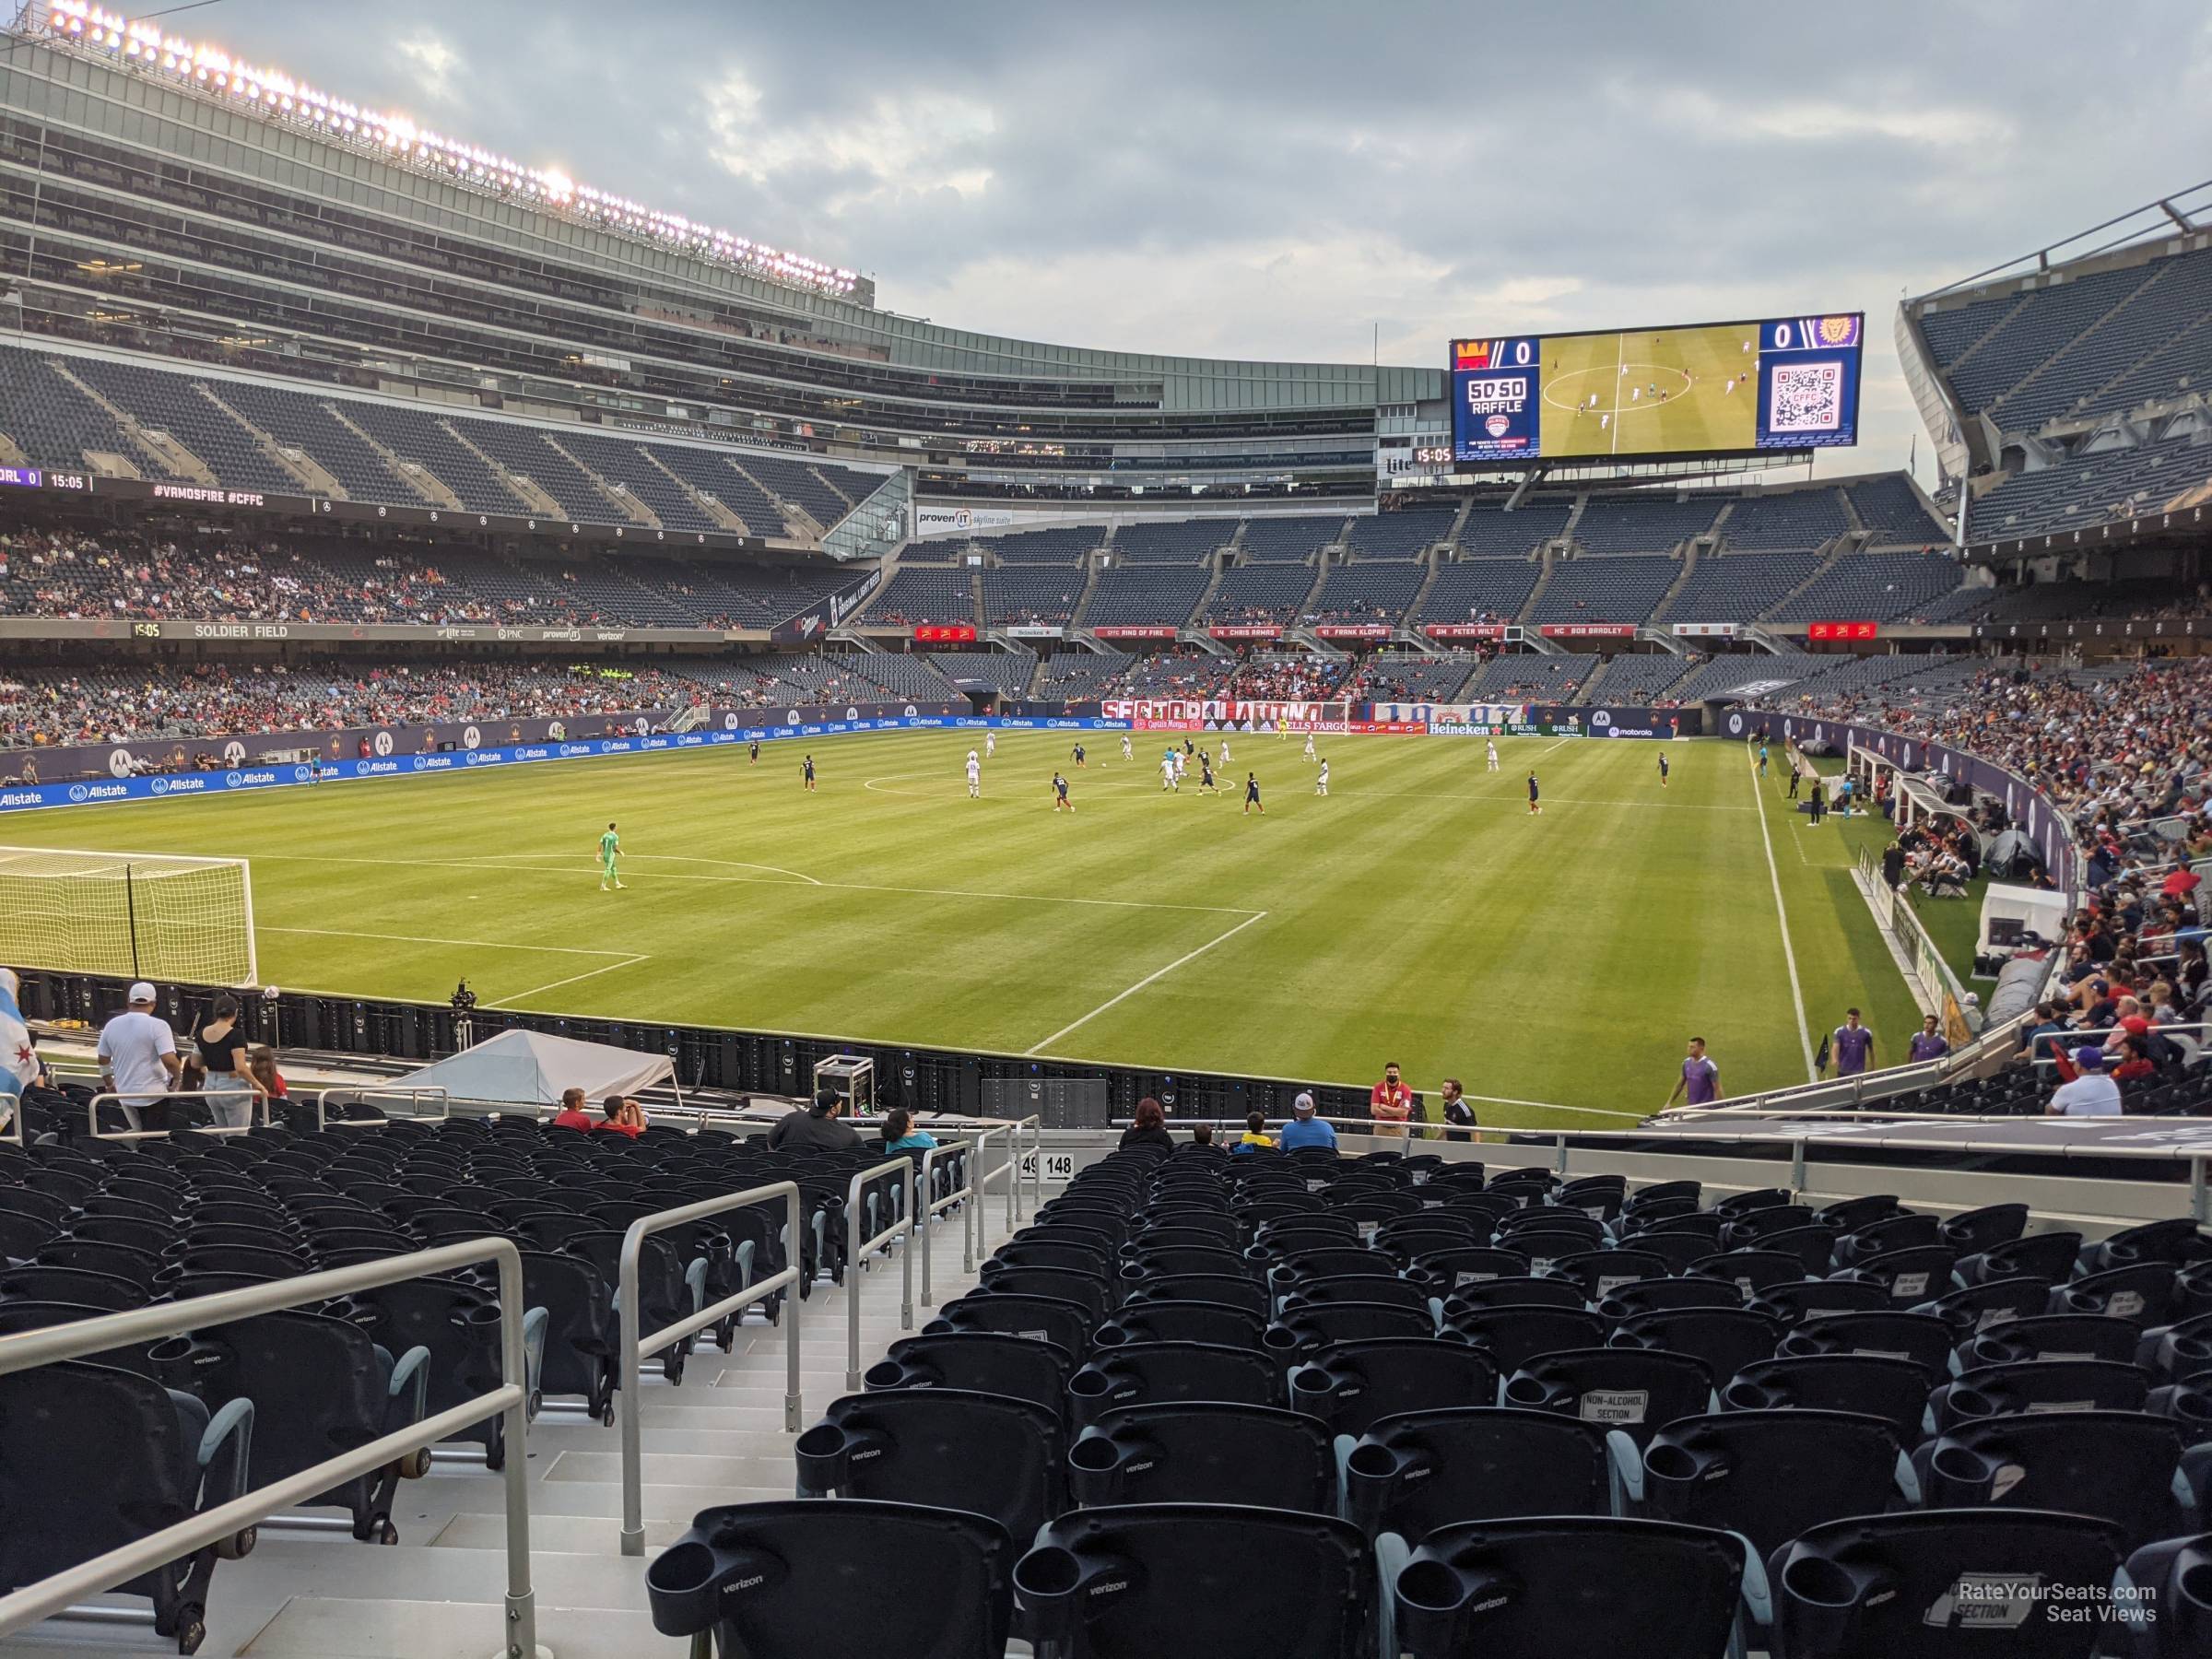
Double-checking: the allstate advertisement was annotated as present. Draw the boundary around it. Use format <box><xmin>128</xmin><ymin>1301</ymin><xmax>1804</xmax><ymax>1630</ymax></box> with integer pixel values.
<box><xmin>0</xmin><ymin>713</ymin><xmax>1136</xmax><ymax>816</ymax></box>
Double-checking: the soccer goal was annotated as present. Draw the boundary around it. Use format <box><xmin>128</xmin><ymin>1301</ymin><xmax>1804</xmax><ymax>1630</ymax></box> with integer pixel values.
<box><xmin>0</xmin><ymin>846</ymin><xmax>258</xmax><ymax>986</ymax></box>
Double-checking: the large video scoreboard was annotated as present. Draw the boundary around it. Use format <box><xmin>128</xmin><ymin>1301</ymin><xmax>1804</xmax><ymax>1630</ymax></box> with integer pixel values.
<box><xmin>1449</xmin><ymin>314</ymin><xmax>1864</xmax><ymax>465</ymax></box>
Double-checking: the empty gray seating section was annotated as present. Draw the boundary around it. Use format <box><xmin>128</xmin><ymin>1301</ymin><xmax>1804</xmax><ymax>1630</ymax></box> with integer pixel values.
<box><xmin>739</xmin><ymin>453</ymin><xmax>856</xmax><ymax>530</ymax></box>
<box><xmin>1457</xmin><ymin>501</ymin><xmax>1571</xmax><ymax>558</ymax></box>
<box><xmin>1669</xmin><ymin>652</ymin><xmax>1831</xmax><ymax>701</ymax></box>
<box><xmin>1119</xmin><ymin>653</ymin><xmax>1218</xmax><ymax>694</ymax></box>
<box><xmin>64</xmin><ymin>356</ymin><xmax>299</xmax><ymax>495</ymax></box>
<box><xmin>339</xmin><ymin>402</ymin><xmax>531</xmax><ymax>515</ymax></box>
<box><xmin>1528</xmin><ymin>557</ymin><xmax>1678</xmax><ymax>623</ymax></box>
<box><xmin>1312</xmin><ymin>560</ymin><xmax>1425</xmax><ymax>624</ymax></box>
<box><xmin>2093</xmin><ymin>256</ymin><xmax>2212</xmax><ymax>411</ymax></box>
<box><xmin>723</xmin><ymin>653</ymin><xmax>888</xmax><ymax>703</ymax></box>
<box><xmin>1083</xmin><ymin>567</ymin><xmax>1211</xmax><ymax>627</ymax></box>
<box><xmin>837</xmin><ymin>654</ymin><xmax>959</xmax><ymax>701</ymax></box>
<box><xmin>1235</xmin><ymin>514</ymin><xmax>1347</xmax><ymax>562</ymax></box>
<box><xmin>872</xmin><ymin>567</ymin><xmax>976</xmax><ymax>627</ymax></box>
<box><xmin>1916</xmin><ymin>291</ymin><xmax>2017</xmax><ymax>372</ymax></box>
<box><xmin>1783</xmin><ymin>653</ymin><xmax>1949</xmax><ymax>700</ymax></box>
<box><xmin>556</xmin><ymin>431</ymin><xmax>721</xmax><ymax>535</ymax></box>
<box><xmin>509</xmin><ymin>558</ymin><xmax>694</xmax><ymax>626</ymax></box>
<box><xmin>928</xmin><ymin>651</ymin><xmax>1035</xmax><ymax>696</ymax></box>
<box><xmin>1571</xmin><ymin>495</ymin><xmax>1719</xmax><ymax>555</ymax></box>
<box><xmin>203</xmin><ymin>380</ymin><xmax>421</xmax><ymax>505</ymax></box>
<box><xmin>981</xmin><ymin>568</ymin><xmax>1084</xmax><ymax>625</ymax></box>
<box><xmin>646</xmin><ymin>445</ymin><xmax>786</xmax><ymax>534</ymax></box>
<box><xmin>1930</xmin><ymin>575</ymin><xmax>2175</xmax><ymax>623</ymax></box>
<box><xmin>1344</xmin><ymin>509</ymin><xmax>1456</xmax><ymax>557</ymax></box>
<box><xmin>1205</xmin><ymin>562</ymin><xmax>1316</xmax><ymax>623</ymax></box>
<box><xmin>1037</xmin><ymin>651</ymin><xmax>1134</xmax><ymax>698</ymax></box>
<box><xmin>1944</xmin><ymin>263</ymin><xmax>2158</xmax><ymax>418</ymax></box>
<box><xmin>1665</xmin><ymin>552</ymin><xmax>1821</xmax><ymax>621</ymax></box>
<box><xmin>1971</xmin><ymin>436</ymin><xmax>2212</xmax><ymax>539</ymax></box>
<box><xmin>1908</xmin><ymin>583</ymin><xmax>2001</xmax><ymax>624</ymax></box>
<box><xmin>1588</xmin><ymin>653</ymin><xmax>1692</xmax><ymax>702</ymax></box>
<box><xmin>1845</xmin><ymin>476</ymin><xmax>1946</xmax><ymax>546</ymax></box>
<box><xmin>455</xmin><ymin>421</ymin><xmax>610</xmax><ymax>521</ymax></box>
<box><xmin>615</xmin><ymin>556</ymin><xmax>841</xmax><ymax>626</ymax></box>
<box><xmin>1468</xmin><ymin>652</ymin><xmax>1598</xmax><ymax>698</ymax></box>
<box><xmin>0</xmin><ymin>350</ymin><xmax>181</xmax><ymax>476</ymax></box>
<box><xmin>1362</xmin><ymin>654</ymin><xmax>1479</xmax><ymax>701</ymax></box>
<box><xmin>976</xmin><ymin>525</ymin><xmax>1104</xmax><ymax>565</ymax></box>
<box><xmin>1830</xmin><ymin>655</ymin><xmax>1986</xmax><ymax>714</ymax></box>
<box><xmin>1722</xmin><ymin>489</ymin><xmax>1851</xmax><ymax>549</ymax></box>
<box><xmin>1107</xmin><ymin>520</ymin><xmax>1233</xmax><ymax>564</ymax></box>
<box><xmin>1415</xmin><ymin>559</ymin><xmax>1543</xmax><ymax>623</ymax></box>
<box><xmin>1994</xmin><ymin>248</ymin><xmax>2212</xmax><ymax>429</ymax></box>
<box><xmin>1767</xmin><ymin>553</ymin><xmax>1962</xmax><ymax>623</ymax></box>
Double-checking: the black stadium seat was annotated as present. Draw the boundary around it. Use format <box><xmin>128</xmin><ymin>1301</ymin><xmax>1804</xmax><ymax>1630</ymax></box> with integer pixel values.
<box><xmin>1066</xmin><ymin>1401</ymin><xmax>1335</xmax><ymax>1513</ymax></box>
<box><xmin>796</xmin><ymin>1389</ymin><xmax>1065</xmax><ymax>1544</ymax></box>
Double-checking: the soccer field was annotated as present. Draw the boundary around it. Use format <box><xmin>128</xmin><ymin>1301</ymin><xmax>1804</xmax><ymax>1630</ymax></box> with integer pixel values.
<box><xmin>1539</xmin><ymin>323</ymin><xmax>1759</xmax><ymax>458</ymax></box>
<box><xmin>0</xmin><ymin>731</ymin><xmax>1924</xmax><ymax>1125</ymax></box>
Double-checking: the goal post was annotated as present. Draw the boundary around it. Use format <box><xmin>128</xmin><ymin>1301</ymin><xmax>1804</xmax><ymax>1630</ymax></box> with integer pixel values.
<box><xmin>0</xmin><ymin>847</ymin><xmax>258</xmax><ymax>986</ymax></box>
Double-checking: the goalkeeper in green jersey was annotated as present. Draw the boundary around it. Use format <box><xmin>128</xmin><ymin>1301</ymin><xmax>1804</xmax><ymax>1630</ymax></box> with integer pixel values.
<box><xmin>599</xmin><ymin>822</ymin><xmax>625</xmax><ymax>890</ymax></box>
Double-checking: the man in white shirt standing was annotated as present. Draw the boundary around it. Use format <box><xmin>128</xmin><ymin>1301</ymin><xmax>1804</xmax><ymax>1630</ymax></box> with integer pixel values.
<box><xmin>97</xmin><ymin>981</ymin><xmax>182</xmax><ymax>1132</ymax></box>
<box><xmin>2047</xmin><ymin>1045</ymin><xmax>2122</xmax><ymax>1118</ymax></box>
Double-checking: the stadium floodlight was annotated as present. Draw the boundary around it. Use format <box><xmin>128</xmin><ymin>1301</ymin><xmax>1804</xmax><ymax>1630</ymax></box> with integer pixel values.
<box><xmin>0</xmin><ymin>845</ymin><xmax>258</xmax><ymax>987</ymax></box>
<box><xmin>33</xmin><ymin>0</ymin><xmax>861</xmax><ymax>298</ymax></box>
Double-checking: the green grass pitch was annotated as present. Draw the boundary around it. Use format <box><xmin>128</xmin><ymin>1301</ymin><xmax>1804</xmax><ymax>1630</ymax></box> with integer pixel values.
<box><xmin>1539</xmin><ymin>322</ymin><xmax>1759</xmax><ymax>458</ymax></box>
<box><xmin>1</xmin><ymin>730</ymin><xmax>1925</xmax><ymax>1127</ymax></box>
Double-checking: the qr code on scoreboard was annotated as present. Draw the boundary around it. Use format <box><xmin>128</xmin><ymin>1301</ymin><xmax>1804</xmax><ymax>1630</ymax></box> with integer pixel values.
<box><xmin>1769</xmin><ymin>361</ymin><xmax>1844</xmax><ymax>433</ymax></box>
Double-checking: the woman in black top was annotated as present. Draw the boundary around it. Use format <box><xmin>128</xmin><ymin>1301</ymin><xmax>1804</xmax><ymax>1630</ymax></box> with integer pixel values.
<box><xmin>1116</xmin><ymin>1096</ymin><xmax>1174</xmax><ymax>1157</ymax></box>
<box><xmin>196</xmin><ymin>994</ymin><xmax>255</xmax><ymax>1130</ymax></box>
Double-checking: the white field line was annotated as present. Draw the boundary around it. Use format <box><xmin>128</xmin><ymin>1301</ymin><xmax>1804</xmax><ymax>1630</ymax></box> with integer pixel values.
<box><xmin>485</xmin><ymin>955</ymin><xmax>653</xmax><ymax>1009</ymax></box>
<box><xmin>1747</xmin><ymin>747</ymin><xmax>1818</xmax><ymax>1081</ymax></box>
<box><xmin>864</xmin><ymin>771</ymin><xmax>1750</xmax><ymax>812</ymax></box>
<box><xmin>1026</xmin><ymin>911</ymin><xmax>1270</xmax><ymax>1056</ymax></box>
<box><xmin>263</xmin><ymin>924</ymin><xmax>634</xmax><ymax>957</ymax></box>
<box><xmin>1535</xmin><ymin>735</ymin><xmax>1577</xmax><ymax>757</ymax></box>
<box><xmin>476</xmin><ymin>852</ymin><xmax>824</xmax><ymax>886</ymax></box>
<box><xmin>247</xmin><ymin>852</ymin><xmax>1260</xmax><ymax>917</ymax></box>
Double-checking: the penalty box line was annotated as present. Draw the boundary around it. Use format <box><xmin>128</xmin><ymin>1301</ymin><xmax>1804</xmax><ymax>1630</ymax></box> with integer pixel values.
<box><xmin>261</xmin><ymin>924</ymin><xmax>652</xmax><ymax>1010</ymax></box>
<box><xmin>1025</xmin><ymin>910</ymin><xmax>1269</xmax><ymax>1057</ymax></box>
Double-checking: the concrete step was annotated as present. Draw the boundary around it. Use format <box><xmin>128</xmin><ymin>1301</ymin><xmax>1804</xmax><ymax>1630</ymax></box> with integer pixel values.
<box><xmin>530</xmin><ymin>1423</ymin><xmax>799</xmax><ymax>1457</ymax></box>
<box><xmin>432</xmin><ymin>1512</ymin><xmax>682</xmax><ymax>1554</ymax></box>
<box><xmin>237</xmin><ymin>1594</ymin><xmax>628</xmax><ymax>1657</ymax></box>
<box><xmin>543</xmin><ymin>1450</ymin><xmax>796</xmax><ymax>1488</ymax></box>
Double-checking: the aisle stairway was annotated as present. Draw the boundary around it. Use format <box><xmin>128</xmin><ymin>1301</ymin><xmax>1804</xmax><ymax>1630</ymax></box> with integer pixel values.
<box><xmin>1</xmin><ymin>1206</ymin><xmax>999</xmax><ymax>1659</ymax></box>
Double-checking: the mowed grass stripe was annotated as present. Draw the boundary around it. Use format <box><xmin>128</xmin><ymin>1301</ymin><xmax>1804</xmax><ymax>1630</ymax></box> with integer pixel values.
<box><xmin>0</xmin><ymin>730</ymin><xmax>1917</xmax><ymax>1117</ymax></box>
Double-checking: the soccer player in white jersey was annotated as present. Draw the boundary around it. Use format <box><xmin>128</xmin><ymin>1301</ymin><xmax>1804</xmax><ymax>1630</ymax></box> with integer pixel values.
<box><xmin>1315</xmin><ymin>759</ymin><xmax>1330</xmax><ymax>795</ymax></box>
<box><xmin>1121</xmin><ymin>733</ymin><xmax>1132</xmax><ymax>760</ymax></box>
<box><xmin>1160</xmin><ymin>754</ymin><xmax>1178</xmax><ymax>792</ymax></box>
<box><xmin>1303</xmin><ymin>732</ymin><xmax>1317</xmax><ymax>762</ymax></box>
<box><xmin>1219</xmin><ymin>737</ymin><xmax>1231</xmax><ymax>765</ymax></box>
<box><xmin>985</xmin><ymin>730</ymin><xmax>995</xmax><ymax>759</ymax></box>
<box><xmin>1486</xmin><ymin>739</ymin><xmax>1500</xmax><ymax>771</ymax></box>
<box><xmin>1171</xmin><ymin>748</ymin><xmax>1186</xmax><ymax>782</ymax></box>
<box><xmin>966</xmin><ymin>750</ymin><xmax>982</xmax><ymax>797</ymax></box>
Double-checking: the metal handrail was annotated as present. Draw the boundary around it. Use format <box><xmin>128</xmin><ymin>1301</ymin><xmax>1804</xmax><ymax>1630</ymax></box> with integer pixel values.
<box><xmin>314</xmin><ymin>1086</ymin><xmax>450</xmax><ymax>1129</ymax></box>
<box><xmin>0</xmin><ymin>1238</ymin><xmax>536</xmax><ymax>1657</ymax></box>
<box><xmin>844</xmin><ymin>1155</ymin><xmax>915</xmax><ymax>1392</ymax></box>
<box><xmin>85</xmin><ymin>1087</ymin><xmax>272</xmax><ymax>1143</ymax></box>
<box><xmin>918</xmin><ymin>1137</ymin><xmax>975</xmax><ymax>1307</ymax></box>
<box><xmin>618</xmin><ymin>1181</ymin><xmax>803</xmax><ymax>1558</ymax></box>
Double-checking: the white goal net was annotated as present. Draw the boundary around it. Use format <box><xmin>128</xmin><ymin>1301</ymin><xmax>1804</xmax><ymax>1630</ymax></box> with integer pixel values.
<box><xmin>0</xmin><ymin>847</ymin><xmax>258</xmax><ymax>986</ymax></box>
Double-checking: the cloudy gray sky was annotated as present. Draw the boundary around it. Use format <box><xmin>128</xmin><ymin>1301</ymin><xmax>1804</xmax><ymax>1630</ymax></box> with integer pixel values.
<box><xmin>178</xmin><ymin>1</ymin><xmax>2212</xmax><ymax>477</ymax></box>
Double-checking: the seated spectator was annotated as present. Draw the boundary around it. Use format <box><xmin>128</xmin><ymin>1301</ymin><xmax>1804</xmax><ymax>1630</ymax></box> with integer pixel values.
<box><xmin>1188</xmin><ymin>1123</ymin><xmax>1217</xmax><ymax>1148</ymax></box>
<box><xmin>550</xmin><ymin>1087</ymin><xmax>594</xmax><ymax>1131</ymax></box>
<box><xmin>1116</xmin><ymin>1096</ymin><xmax>1173</xmax><ymax>1157</ymax></box>
<box><xmin>2047</xmin><ymin>1045</ymin><xmax>2123</xmax><ymax>1116</ymax></box>
<box><xmin>767</xmin><ymin>1088</ymin><xmax>861</xmax><ymax>1151</ymax></box>
<box><xmin>880</xmin><ymin>1107</ymin><xmax>936</xmax><ymax>1158</ymax></box>
<box><xmin>597</xmin><ymin>1094</ymin><xmax>645</xmax><ymax>1137</ymax></box>
<box><xmin>1277</xmin><ymin>1090</ymin><xmax>1337</xmax><ymax>1151</ymax></box>
<box><xmin>1231</xmin><ymin>1111</ymin><xmax>1277</xmax><ymax>1155</ymax></box>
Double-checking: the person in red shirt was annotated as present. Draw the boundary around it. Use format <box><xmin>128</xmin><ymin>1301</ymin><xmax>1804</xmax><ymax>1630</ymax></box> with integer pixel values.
<box><xmin>2162</xmin><ymin>863</ymin><xmax>2202</xmax><ymax>900</ymax></box>
<box><xmin>1369</xmin><ymin>1062</ymin><xmax>1413</xmax><ymax>1139</ymax></box>
<box><xmin>550</xmin><ymin>1087</ymin><xmax>594</xmax><ymax>1131</ymax></box>
<box><xmin>595</xmin><ymin>1095</ymin><xmax>646</xmax><ymax>1138</ymax></box>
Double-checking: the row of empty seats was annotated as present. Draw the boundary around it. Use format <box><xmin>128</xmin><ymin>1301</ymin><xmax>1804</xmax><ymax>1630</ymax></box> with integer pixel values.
<box><xmin>650</xmin><ymin>1144</ymin><xmax>2212</xmax><ymax>1655</ymax></box>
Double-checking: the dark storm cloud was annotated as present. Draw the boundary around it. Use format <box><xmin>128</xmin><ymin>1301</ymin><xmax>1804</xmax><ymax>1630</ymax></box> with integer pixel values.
<box><xmin>186</xmin><ymin>1</ymin><xmax>2212</xmax><ymax>465</ymax></box>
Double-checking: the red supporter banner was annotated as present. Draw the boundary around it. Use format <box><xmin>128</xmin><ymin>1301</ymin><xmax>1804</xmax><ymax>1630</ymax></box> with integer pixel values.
<box><xmin>1206</xmin><ymin>624</ymin><xmax>1284</xmax><ymax>641</ymax></box>
<box><xmin>1806</xmin><ymin>621</ymin><xmax>1879</xmax><ymax>641</ymax></box>
<box><xmin>1537</xmin><ymin>623</ymin><xmax>1637</xmax><ymax>640</ymax></box>
<box><xmin>1350</xmin><ymin>720</ymin><xmax>1428</xmax><ymax>735</ymax></box>
<box><xmin>1424</xmin><ymin>624</ymin><xmax>1509</xmax><ymax>641</ymax></box>
<box><xmin>912</xmin><ymin>623</ymin><xmax>977</xmax><ymax>642</ymax></box>
<box><xmin>1313</xmin><ymin>624</ymin><xmax>1393</xmax><ymax>641</ymax></box>
<box><xmin>1091</xmin><ymin>625</ymin><xmax>1180</xmax><ymax>641</ymax></box>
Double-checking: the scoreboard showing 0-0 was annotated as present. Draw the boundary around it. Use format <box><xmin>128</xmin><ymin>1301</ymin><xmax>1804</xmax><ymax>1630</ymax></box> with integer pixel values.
<box><xmin>1450</xmin><ymin>313</ymin><xmax>1864</xmax><ymax>465</ymax></box>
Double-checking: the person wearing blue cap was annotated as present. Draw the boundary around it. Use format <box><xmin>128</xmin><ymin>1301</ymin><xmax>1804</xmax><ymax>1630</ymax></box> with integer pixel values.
<box><xmin>2047</xmin><ymin>1044</ymin><xmax>2122</xmax><ymax>1117</ymax></box>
